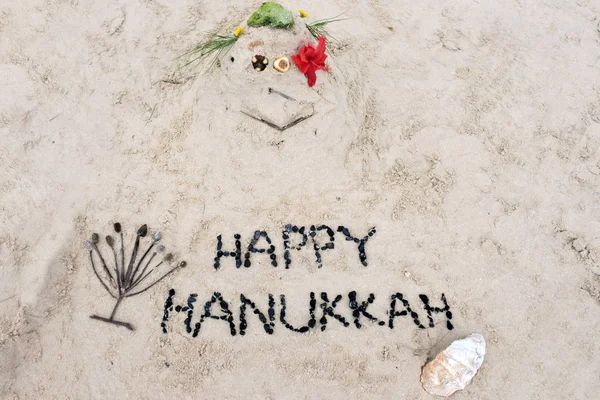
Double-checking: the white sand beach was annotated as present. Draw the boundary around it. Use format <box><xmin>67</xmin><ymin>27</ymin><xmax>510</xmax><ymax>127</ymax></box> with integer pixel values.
<box><xmin>1</xmin><ymin>0</ymin><xmax>600</xmax><ymax>398</ymax></box>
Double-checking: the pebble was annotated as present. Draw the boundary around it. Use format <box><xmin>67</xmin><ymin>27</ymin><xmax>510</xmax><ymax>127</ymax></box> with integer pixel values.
<box><xmin>162</xmin><ymin>291</ymin><xmax>454</xmax><ymax>336</ymax></box>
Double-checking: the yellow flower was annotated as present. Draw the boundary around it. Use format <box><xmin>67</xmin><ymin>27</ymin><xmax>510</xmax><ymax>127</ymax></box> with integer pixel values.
<box><xmin>234</xmin><ymin>26</ymin><xmax>244</xmax><ymax>37</ymax></box>
<box><xmin>299</xmin><ymin>9</ymin><xmax>308</xmax><ymax>18</ymax></box>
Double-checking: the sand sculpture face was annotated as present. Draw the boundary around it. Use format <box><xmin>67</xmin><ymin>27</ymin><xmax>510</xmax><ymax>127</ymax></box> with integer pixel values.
<box><xmin>215</xmin><ymin>4</ymin><xmax>347</xmax><ymax>131</ymax></box>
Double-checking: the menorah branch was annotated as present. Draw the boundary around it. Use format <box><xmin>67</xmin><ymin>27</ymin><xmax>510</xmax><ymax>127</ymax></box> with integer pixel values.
<box><xmin>86</xmin><ymin>223</ymin><xmax>185</xmax><ymax>331</ymax></box>
<box><xmin>89</xmin><ymin>314</ymin><xmax>134</xmax><ymax>331</ymax></box>
<box><xmin>89</xmin><ymin>251</ymin><xmax>116</xmax><ymax>298</ymax></box>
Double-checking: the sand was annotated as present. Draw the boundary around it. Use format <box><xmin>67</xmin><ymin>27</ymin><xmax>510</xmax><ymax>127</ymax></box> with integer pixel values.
<box><xmin>1</xmin><ymin>0</ymin><xmax>600</xmax><ymax>398</ymax></box>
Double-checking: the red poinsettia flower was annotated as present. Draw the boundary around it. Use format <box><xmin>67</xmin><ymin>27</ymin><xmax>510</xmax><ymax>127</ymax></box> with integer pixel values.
<box><xmin>292</xmin><ymin>36</ymin><xmax>329</xmax><ymax>87</ymax></box>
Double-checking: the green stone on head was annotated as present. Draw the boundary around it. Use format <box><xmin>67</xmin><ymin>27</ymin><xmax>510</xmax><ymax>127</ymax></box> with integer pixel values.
<box><xmin>247</xmin><ymin>2</ymin><xmax>294</xmax><ymax>29</ymax></box>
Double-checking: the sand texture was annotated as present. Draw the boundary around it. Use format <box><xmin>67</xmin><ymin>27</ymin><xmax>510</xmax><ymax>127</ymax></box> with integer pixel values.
<box><xmin>1</xmin><ymin>0</ymin><xmax>600</xmax><ymax>399</ymax></box>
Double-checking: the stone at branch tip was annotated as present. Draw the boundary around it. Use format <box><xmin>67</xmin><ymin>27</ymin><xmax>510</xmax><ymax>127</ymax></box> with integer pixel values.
<box><xmin>113</xmin><ymin>222</ymin><xmax>122</xmax><ymax>233</ymax></box>
<box><xmin>137</xmin><ymin>224</ymin><xmax>148</xmax><ymax>237</ymax></box>
<box><xmin>91</xmin><ymin>233</ymin><xmax>99</xmax><ymax>244</ymax></box>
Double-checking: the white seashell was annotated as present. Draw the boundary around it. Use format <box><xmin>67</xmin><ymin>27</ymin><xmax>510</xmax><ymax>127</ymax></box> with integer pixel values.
<box><xmin>420</xmin><ymin>333</ymin><xmax>486</xmax><ymax>397</ymax></box>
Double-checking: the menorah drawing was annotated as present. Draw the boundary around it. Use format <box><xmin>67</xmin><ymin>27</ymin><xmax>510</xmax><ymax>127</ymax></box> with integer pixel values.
<box><xmin>85</xmin><ymin>222</ymin><xmax>186</xmax><ymax>330</ymax></box>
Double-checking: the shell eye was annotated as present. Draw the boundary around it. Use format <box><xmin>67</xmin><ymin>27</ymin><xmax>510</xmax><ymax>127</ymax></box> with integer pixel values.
<box><xmin>252</xmin><ymin>55</ymin><xmax>268</xmax><ymax>71</ymax></box>
<box><xmin>273</xmin><ymin>56</ymin><xmax>290</xmax><ymax>73</ymax></box>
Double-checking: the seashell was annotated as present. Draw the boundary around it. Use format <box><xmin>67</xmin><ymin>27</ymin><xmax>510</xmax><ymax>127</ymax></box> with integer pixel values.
<box><xmin>420</xmin><ymin>333</ymin><xmax>486</xmax><ymax>397</ymax></box>
<box><xmin>273</xmin><ymin>56</ymin><xmax>290</xmax><ymax>72</ymax></box>
<box><xmin>252</xmin><ymin>55</ymin><xmax>268</xmax><ymax>71</ymax></box>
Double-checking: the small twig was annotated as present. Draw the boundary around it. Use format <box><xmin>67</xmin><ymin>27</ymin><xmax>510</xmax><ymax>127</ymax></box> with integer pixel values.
<box><xmin>87</xmin><ymin>223</ymin><xmax>185</xmax><ymax>330</ymax></box>
<box><xmin>128</xmin><ymin>267</ymin><xmax>156</xmax><ymax>292</ymax></box>
<box><xmin>109</xmin><ymin>296</ymin><xmax>123</xmax><ymax>320</ymax></box>
<box><xmin>240</xmin><ymin>110</ymin><xmax>282</xmax><ymax>130</ymax></box>
<box><xmin>240</xmin><ymin>109</ymin><xmax>316</xmax><ymax>131</ymax></box>
<box><xmin>131</xmin><ymin>252</ymin><xmax>157</xmax><ymax>287</ymax></box>
<box><xmin>126</xmin><ymin>262</ymin><xmax>186</xmax><ymax>298</ymax></box>
<box><xmin>159</xmin><ymin>79</ymin><xmax>182</xmax><ymax>85</ymax></box>
<box><xmin>268</xmin><ymin>87</ymin><xmax>296</xmax><ymax>101</ymax></box>
<box><xmin>124</xmin><ymin>236</ymin><xmax>140</xmax><ymax>285</ymax></box>
<box><xmin>129</xmin><ymin>242</ymin><xmax>154</xmax><ymax>285</ymax></box>
<box><xmin>90</xmin><ymin>315</ymin><xmax>134</xmax><ymax>331</ymax></box>
<box><xmin>88</xmin><ymin>250</ymin><xmax>116</xmax><ymax>298</ymax></box>
<box><xmin>49</xmin><ymin>111</ymin><xmax>65</xmax><ymax>122</ymax></box>
<box><xmin>116</xmin><ymin>224</ymin><xmax>125</xmax><ymax>286</ymax></box>
<box><xmin>280</xmin><ymin>113</ymin><xmax>315</xmax><ymax>131</ymax></box>
<box><xmin>124</xmin><ymin>225</ymin><xmax>147</xmax><ymax>286</ymax></box>
<box><xmin>91</xmin><ymin>236</ymin><xmax>116</xmax><ymax>287</ymax></box>
<box><xmin>153</xmin><ymin>77</ymin><xmax>193</xmax><ymax>87</ymax></box>
<box><xmin>106</xmin><ymin>236</ymin><xmax>121</xmax><ymax>294</ymax></box>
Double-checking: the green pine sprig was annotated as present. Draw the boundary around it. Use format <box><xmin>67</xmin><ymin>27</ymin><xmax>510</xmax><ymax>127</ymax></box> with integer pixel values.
<box><xmin>305</xmin><ymin>13</ymin><xmax>348</xmax><ymax>43</ymax></box>
<box><xmin>180</xmin><ymin>33</ymin><xmax>239</xmax><ymax>71</ymax></box>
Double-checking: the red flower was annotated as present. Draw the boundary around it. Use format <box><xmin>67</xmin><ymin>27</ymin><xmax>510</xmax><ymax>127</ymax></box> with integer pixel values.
<box><xmin>292</xmin><ymin>36</ymin><xmax>329</xmax><ymax>87</ymax></box>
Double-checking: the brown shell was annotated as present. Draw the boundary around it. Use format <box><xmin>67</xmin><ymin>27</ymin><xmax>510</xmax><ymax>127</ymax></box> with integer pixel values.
<box><xmin>252</xmin><ymin>55</ymin><xmax>268</xmax><ymax>72</ymax></box>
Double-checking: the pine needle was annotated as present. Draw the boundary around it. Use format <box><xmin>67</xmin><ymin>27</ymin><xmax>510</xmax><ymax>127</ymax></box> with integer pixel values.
<box><xmin>179</xmin><ymin>33</ymin><xmax>239</xmax><ymax>71</ymax></box>
<box><xmin>305</xmin><ymin>13</ymin><xmax>348</xmax><ymax>43</ymax></box>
